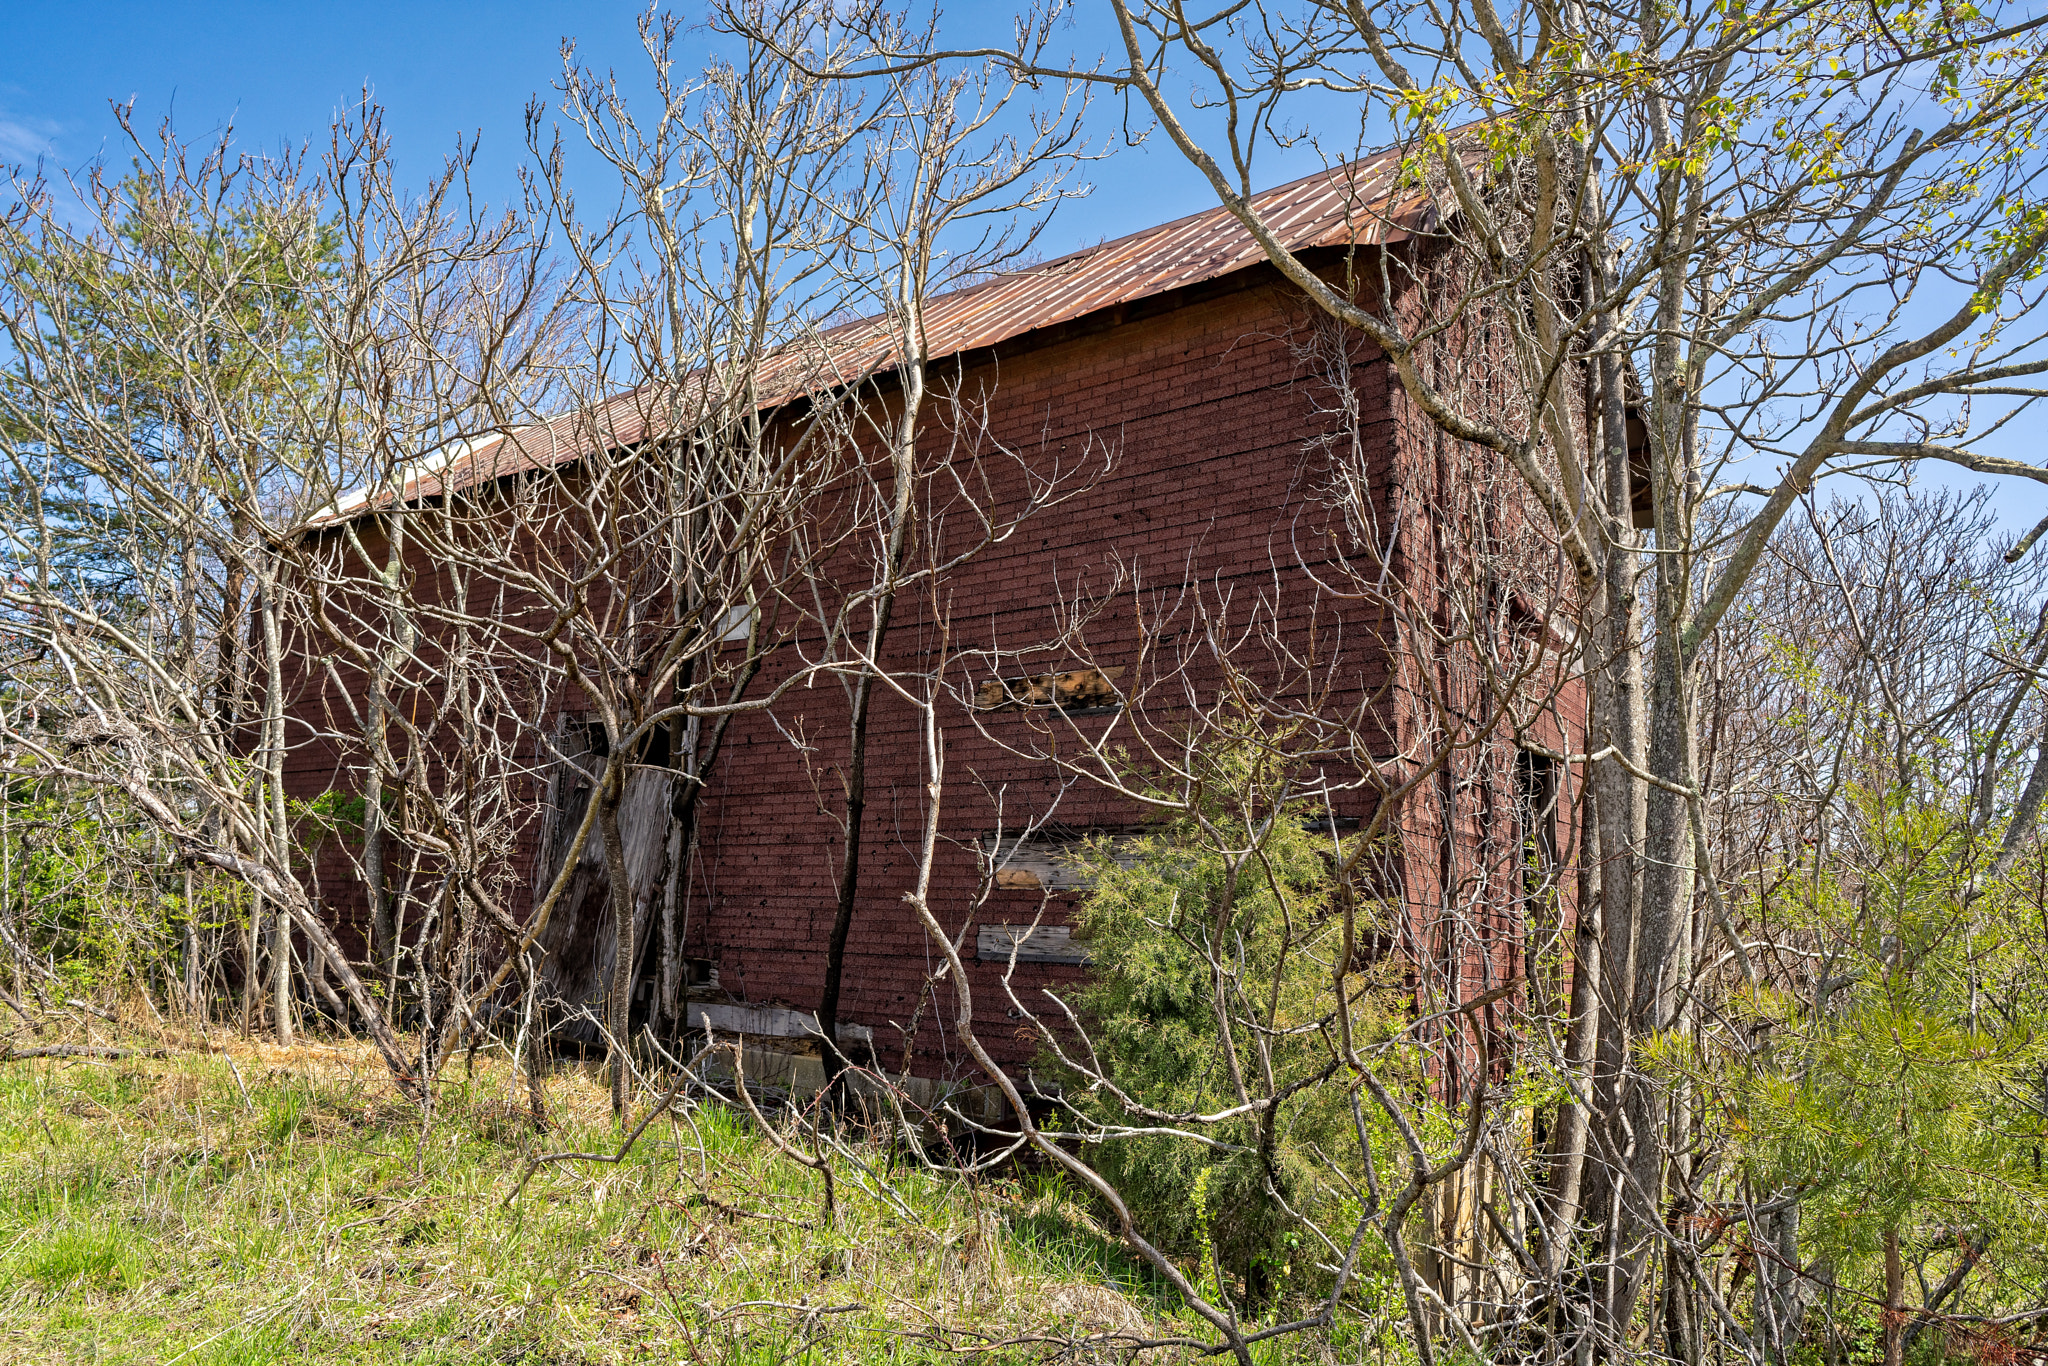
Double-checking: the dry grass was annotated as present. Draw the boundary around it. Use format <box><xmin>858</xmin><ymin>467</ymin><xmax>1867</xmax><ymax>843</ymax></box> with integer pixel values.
<box><xmin>0</xmin><ymin>1013</ymin><xmax>1192</xmax><ymax>1365</ymax></box>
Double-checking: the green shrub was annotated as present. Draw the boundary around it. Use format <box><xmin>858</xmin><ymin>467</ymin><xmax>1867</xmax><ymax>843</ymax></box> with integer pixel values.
<box><xmin>1046</xmin><ymin>735</ymin><xmax>1413</xmax><ymax>1313</ymax></box>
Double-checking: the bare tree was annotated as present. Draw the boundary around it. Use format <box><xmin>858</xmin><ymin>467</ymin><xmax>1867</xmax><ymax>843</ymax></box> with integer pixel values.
<box><xmin>754</xmin><ymin>1</ymin><xmax>1102</xmax><ymax>1094</ymax></box>
<box><xmin>0</xmin><ymin>105</ymin><xmax>564</xmax><ymax>1099</ymax></box>
<box><xmin>286</xmin><ymin>3</ymin><xmax>1096</xmax><ymax>1118</ymax></box>
<box><xmin>1680</xmin><ymin>488</ymin><xmax>2048</xmax><ymax>1362</ymax></box>
<box><xmin>829</xmin><ymin>1</ymin><xmax>2048</xmax><ymax>1351</ymax></box>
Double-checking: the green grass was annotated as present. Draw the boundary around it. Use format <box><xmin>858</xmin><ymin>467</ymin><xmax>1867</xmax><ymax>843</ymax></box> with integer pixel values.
<box><xmin>0</xmin><ymin>1030</ymin><xmax>1195</xmax><ymax>1364</ymax></box>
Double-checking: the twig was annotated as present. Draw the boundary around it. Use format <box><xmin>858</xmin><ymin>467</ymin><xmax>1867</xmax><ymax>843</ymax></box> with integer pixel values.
<box><xmin>3</xmin><ymin>1044</ymin><xmax>167</xmax><ymax>1061</ymax></box>
<box><xmin>503</xmin><ymin>1044</ymin><xmax>709</xmax><ymax>1207</ymax></box>
<box><xmin>713</xmin><ymin>1300</ymin><xmax>866</xmax><ymax>1320</ymax></box>
<box><xmin>225</xmin><ymin>1055</ymin><xmax>255</xmax><ymax>1111</ymax></box>
<box><xmin>679</xmin><ymin>1186</ymin><xmax>813</xmax><ymax>1228</ymax></box>
<box><xmin>160</xmin><ymin>1284</ymin><xmax>310</xmax><ymax>1365</ymax></box>
<box><xmin>720</xmin><ymin>1031</ymin><xmax>837</xmax><ymax>1224</ymax></box>
<box><xmin>0</xmin><ymin>985</ymin><xmax>37</xmax><ymax>1031</ymax></box>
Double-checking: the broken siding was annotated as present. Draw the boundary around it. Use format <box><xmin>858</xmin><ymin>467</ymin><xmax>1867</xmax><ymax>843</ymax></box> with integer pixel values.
<box><xmin>973</xmin><ymin>667</ymin><xmax>1124</xmax><ymax>713</ymax></box>
<box><xmin>976</xmin><ymin>924</ymin><xmax>1090</xmax><ymax>966</ymax></box>
<box><xmin>530</xmin><ymin>722</ymin><xmax>676</xmax><ymax>1039</ymax></box>
<box><xmin>979</xmin><ymin>831</ymin><xmax>1143</xmax><ymax>890</ymax></box>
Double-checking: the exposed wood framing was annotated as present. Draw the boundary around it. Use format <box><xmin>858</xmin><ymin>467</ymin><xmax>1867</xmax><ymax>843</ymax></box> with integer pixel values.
<box><xmin>532</xmin><ymin>721</ymin><xmax>674</xmax><ymax>1040</ymax></box>
<box><xmin>979</xmin><ymin>831</ymin><xmax>1144</xmax><ymax>890</ymax></box>
<box><xmin>973</xmin><ymin>666</ymin><xmax>1125</xmax><ymax>713</ymax></box>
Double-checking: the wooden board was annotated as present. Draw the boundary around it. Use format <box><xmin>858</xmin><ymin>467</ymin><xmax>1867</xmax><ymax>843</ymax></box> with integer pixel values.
<box><xmin>979</xmin><ymin>832</ymin><xmax>1142</xmax><ymax>890</ymax></box>
<box><xmin>531</xmin><ymin>721</ymin><xmax>675</xmax><ymax>1039</ymax></box>
<box><xmin>686</xmin><ymin>1001</ymin><xmax>873</xmax><ymax>1047</ymax></box>
<box><xmin>976</xmin><ymin>924</ymin><xmax>1091</xmax><ymax>965</ymax></box>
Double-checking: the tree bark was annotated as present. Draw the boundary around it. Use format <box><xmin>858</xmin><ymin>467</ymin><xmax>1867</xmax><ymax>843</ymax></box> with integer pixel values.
<box><xmin>361</xmin><ymin>510</ymin><xmax>408</xmax><ymax>1005</ymax></box>
<box><xmin>597</xmin><ymin>762</ymin><xmax>635</xmax><ymax>1118</ymax></box>
<box><xmin>271</xmin><ymin>894</ymin><xmax>293</xmax><ymax>1046</ymax></box>
<box><xmin>361</xmin><ymin>753</ymin><xmax>391</xmax><ymax>1009</ymax></box>
<box><xmin>256</xmin><ymin>560</ymin><xmax>298</xmax><ymax>1049</ymax></box>
<box><xmin>182</xmin><ymin>867</ymin><xmax>201</xmax><ymax>1017</ymax></box>
<box><xmin>1544</xmin><ymin>781</ymin><xmax>1601</xmax><ymax>1280</ymax></box>
<box><xmin>1585</xmin><ymin>348</ymin><xmax>1649</xmax><ymax>1314</ymax></box>
<box><xmin>243</xmin><ymin>892</ymin><xmax>262</xmax><ymax>1036</ymax></box>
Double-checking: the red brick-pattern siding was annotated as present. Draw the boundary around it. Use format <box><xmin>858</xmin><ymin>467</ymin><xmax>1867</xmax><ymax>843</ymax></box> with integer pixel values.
<box><xmin>283</xmin><ymin>258</ymin><xmax>1578</xmax><ymax>1089</ymax></box>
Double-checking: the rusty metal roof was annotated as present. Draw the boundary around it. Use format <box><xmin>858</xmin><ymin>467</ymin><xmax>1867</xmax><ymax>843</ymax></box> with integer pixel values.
<box><xmin>868</xmin><ymin>144</ymin><xmax>1424</xmax><ymax>362</ymax></box>
<box><xmin>317</xmin><ymin>148</ymin><xmax>1428</xmax><ymax>522</ymax></box>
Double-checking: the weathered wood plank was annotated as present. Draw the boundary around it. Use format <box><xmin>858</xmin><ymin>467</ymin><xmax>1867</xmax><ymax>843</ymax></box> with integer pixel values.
<box><xmin>976</xmin><ymin>923</ymin><xmax>1091</xmax><ymax>965</ymax></box>
<box><xmin>979</xmin><ymin>832</ymin><xmax>1142</xmax><ymax>890</ymax></box>
<box><xmin>533</xmin><ymin>721</ymin><xmax>674</xmax><ymax>1039</ymax></box>
<box><xmin>686</xmin><ymin>1001</ymin><xmax>874</xmax><ymax>1046</ymax></box>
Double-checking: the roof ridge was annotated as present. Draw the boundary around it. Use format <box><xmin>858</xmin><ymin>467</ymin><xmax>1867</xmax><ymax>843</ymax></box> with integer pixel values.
<box><xmin>991</xmin><ymin>141</ymin><xmax>1412</xmax><ymax>285</ymax></box>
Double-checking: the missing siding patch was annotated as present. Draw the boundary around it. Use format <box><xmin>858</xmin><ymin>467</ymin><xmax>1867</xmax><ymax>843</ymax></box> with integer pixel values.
<box><xmin>977</xmin><ymin>924</ymin><xmax>1090</xmax><ymax>965</ymax></box>
<box><xmin>685</xmin><ymin>1001</ymin><xmax>873</xmax><ymax>1047</ymax></box>
<box><xmin>980</xmin><ymin>831</ymin><xmax>1144</xmax><ymax>891</ymax></box>
<box><xmin>714</xmin><ymin>602</ymin><xmax>758</xmax><ymax>644</ymax></box>
<box><xmin>974</xmin><ymin>667</ymin><xmax>1124</xmax><ymax>714</ymax></box>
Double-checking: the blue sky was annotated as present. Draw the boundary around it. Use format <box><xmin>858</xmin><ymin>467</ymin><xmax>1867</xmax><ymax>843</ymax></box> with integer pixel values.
<box><xmin>1</xmin><ymin>2</ymin><xmax>1288</xmax><ymax>259</ymax></box>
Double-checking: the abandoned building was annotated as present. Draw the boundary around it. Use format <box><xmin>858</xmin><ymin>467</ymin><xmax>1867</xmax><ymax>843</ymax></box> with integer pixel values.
<box><xmin>286</xmin><ymin>148</ymin><xmax>1583</xmax><ymax>1104</ymax></box>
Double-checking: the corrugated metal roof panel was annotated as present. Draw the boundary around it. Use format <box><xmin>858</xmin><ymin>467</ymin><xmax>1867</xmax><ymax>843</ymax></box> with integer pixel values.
<box><xmin>317</xmin><ymin>150</ymin><xmax>1428</xmax><ymax>522</ymax></box>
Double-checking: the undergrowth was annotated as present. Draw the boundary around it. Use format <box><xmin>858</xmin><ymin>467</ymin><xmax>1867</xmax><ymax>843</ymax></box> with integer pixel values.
<box><xmin>0</xmin><ymin>1018</ymin><xmax>1202</xmax><ymax>1365</ymax></box>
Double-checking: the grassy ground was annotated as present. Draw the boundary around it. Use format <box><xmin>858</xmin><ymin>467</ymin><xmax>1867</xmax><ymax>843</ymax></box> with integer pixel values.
<box><xmin>0</xmin><ymin>1016</ymin><xmax>1190</xmax><ymax>1365</ymax></box>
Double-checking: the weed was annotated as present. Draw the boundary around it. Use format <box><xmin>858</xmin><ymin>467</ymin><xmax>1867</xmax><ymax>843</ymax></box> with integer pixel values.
<box><xmin>12</xmin><ymin>1223</ymin><xmax>133</xmax><ymax>1293</ymax></box>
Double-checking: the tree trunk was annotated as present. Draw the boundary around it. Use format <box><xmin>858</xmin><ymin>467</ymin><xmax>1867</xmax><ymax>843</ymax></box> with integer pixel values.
<box><xmin>1584</xmin><ymin>348</ymin><xmax>1649</xmax><ymax>1322</ymax></box>
<box><xmin>597</xmin><ymin>764</ymin><xmax>635</xmax><ymax>1118</ymax></box>
<box><xmin>271</xmin><ymin>893</ymin><xmax>294</xmax><ymax>1046</ymax></box>
<box><xmin>1545</xmin><ymin>638</ymin><xmax>1608</xmax><ymax>1284</ymax></box>
<box><xmin>657</xmin><ymin>657</ymin><xmax>701</xmax><ymax>1030</ymax></box>
<box><xmin>1599</xmin><ymin>281</ymin><xmax>1701</xmax><ymax>1341</ymax></box>
<box><xmin>362</xmin><ymin>755</ymin><xmax>391</xmax><ymax>1011</ymax></box>
<box><xmin>215</xmin><ymin>546</ymin><xmax>249</xmax><ymax>732</ymax></box>
<box><xmin>243</xmin><ymin>892</ymin><xmax>263</xmax><ymax>1036</ymax></box>
<box><xmin>1754</xmin><ymin>1199</ymin><xmax>1808</xmax><ymax>1364</ymax></box>
<box><xmin>361</xmin><ymin>510</ymin><xmax>407</xmax><ymax>1007</ymax></box>
<box><xmin>1664</xmin><ymin>1084</ymin><xmax>1700</xmax><ymax>1366</ymax></box>
<box><xmin>256</xmin><ymin>560</ymin><xmax>298</xmax><ymax>1049</ymax></box>
<box><xmin>182</xmin><ymin>867</ymin><xmax>201</xmax><ymax>1017</ymax></box>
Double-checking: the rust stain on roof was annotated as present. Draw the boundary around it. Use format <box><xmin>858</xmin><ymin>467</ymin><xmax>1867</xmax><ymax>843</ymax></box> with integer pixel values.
<box><xmin>319</xmin><ymin>149</ymin><xmax>1430</xmax><ymax>522</ymax></box>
